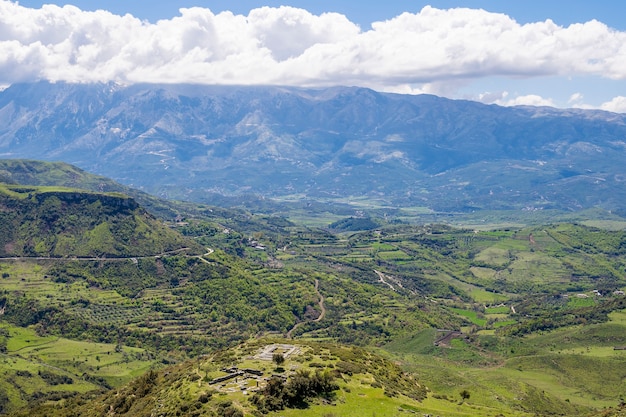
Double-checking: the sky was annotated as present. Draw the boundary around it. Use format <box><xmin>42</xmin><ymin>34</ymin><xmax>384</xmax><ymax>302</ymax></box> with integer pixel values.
<box><xmin>3</xmin><ymin>1</ymin><xmax>626</xmax><ymax>112</ymax></box>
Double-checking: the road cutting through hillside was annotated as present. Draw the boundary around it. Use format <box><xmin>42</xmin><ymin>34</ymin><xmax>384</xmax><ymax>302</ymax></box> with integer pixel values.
<box><xmin>286</xmin><ymin>279</ymin><xmax>326</xmax><ymax>339</ymax></box>
<box><xmin>194</xmin><ymin>247</ymin><xmax>214</xmax><ymax>264</ymax></box>
<box><xmin>375</xmin><ymin>269</ymin><xmax>396</xmax><ymax>291</ymax></box>
<box><xmin>0</xmin><ymin>247</ymin><xmax>213</xmax><ymax>263</ymax></box>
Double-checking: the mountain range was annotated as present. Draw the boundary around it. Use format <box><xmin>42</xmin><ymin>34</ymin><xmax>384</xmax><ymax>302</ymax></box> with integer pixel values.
<box><xmin>1</xmin><ymin>81</ymin><xmax>626</xmax><ymax>214</ymax></box>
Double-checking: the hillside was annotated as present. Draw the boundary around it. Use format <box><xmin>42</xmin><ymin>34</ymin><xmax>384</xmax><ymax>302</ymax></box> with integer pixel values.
<box><xmin>1</xmin><ymin>82</ymin><xmax>626</xmax><ymax>217</ymax></box>
<box><xmin>2</xmin><ymin>216</ymin><xmax>625</xmax><ymax>415</ymax></box>
<box><xmin>0</xmin><ymin>184</ymin><xmax>200</xmax><ymax>258</ymax></box>
<box><xmin>0</xmin><ymin>159</ymin><xmax>183</xmax><ymax>220</ymax></box>
<box><xmin>0</xmin><ymin>164</ymin><xmax>625</xmax><ymax>416</ymax></box>
<box><xmin>8</xmin><ymin>340</ymin><xmax>432</xmax><ymax>417</ymax></box>
<box><xmin>0</xmin><ymin>159</ymin><xmax>316</xmax><ymax>236</ymax></box>
<box><xmin>9</xmin><ymin>332</ymin><xmax>626</xmax><ymax>417</ymax></box>
<box><xmin>0</xmin><ymin>159</ymin><xmax>243</xmax><ymax>222</ymax></box>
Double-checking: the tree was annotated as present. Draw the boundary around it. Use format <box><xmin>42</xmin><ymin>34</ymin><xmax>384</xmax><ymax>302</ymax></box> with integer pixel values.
<box><xmin>460</xmin><ymin>389</ymin><xmax>471</xmax><ymax>401</ymax></box>
<box><xmin>272</xmin><ymin>353</ymin><xmax>285</xmax><ymax>367</ymax></box>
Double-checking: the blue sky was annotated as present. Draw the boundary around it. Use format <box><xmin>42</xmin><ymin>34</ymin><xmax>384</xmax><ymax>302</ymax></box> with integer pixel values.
<box><xmin>16</xmin><ymin>1</ymin><xmax>626</xmax><ymax>30</ymax></box>
<box><xmin>4</xmin><ymin>1</ymin><xmax>626</xmax><ymax>111</ymax></box>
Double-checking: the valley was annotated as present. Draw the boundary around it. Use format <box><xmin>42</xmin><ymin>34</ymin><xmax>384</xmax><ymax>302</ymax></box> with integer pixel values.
<box><xmin>2</xmin><ymin>0</ymin><xmax>626</xmax><ymax>413</ymax></box>
<box><xmin>0</xmin><ymin>161</ymin><xmax>625</xmax><ymax>415</ymax></box>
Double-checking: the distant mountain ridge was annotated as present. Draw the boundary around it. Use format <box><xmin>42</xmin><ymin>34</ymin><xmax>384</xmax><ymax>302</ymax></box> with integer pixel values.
<box><xmin>1</xmin><ymin>81</ymin><xmax>626</xmax><ymax>212</ymax></box>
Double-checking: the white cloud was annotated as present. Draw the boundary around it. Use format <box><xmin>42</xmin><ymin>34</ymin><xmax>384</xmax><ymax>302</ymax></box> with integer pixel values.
<box><xmin>565</xmin><ymin>92</ymin><xmax>597</xmax><ymax>109</ymax></box>
<box><xmin>472</xmin><ymin>91</ymin><xmax>557</xmax><ymax>108</ymax></box>
<box><xmin>601</xmin><ymin>96</ymin><xmax>626</xmax><ymax>113</ymax></box>
<box><xmin>476</xmin><ymin>91</ymin><xmax>509</xmax><ymax>104</ymax></box>
<box><xmin>248</xmin><ymin>6</ymin><xmax>359</xmax><ymax>61</ymax></box>
<box><xmin>1</xmin><ymin>1</ymin><xmax>626</xmax><ymax>100</ymax></box>
<box><xmin>494</xmin><ymin>94</ymin><xmax>556</xmax><ymax>107</ymax></box>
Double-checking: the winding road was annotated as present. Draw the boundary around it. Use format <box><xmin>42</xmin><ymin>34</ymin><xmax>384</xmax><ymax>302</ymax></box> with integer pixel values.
<box><xmin>194</xmin><ymin>247</ymin><xmax>215</xmax><ymax>264</ymax></box>
<box><xmin>375</xmin><ymin>269</ymin><xmax>396</xmax><ymax>291</ymax></box>
<box><xmin>286</xmin><ymin>279</ymin><xmax>326</xmax><ymax>339</ymax></box>
<box><xmin>0</xmin><ymin>247</ymin><xmax>212</xmax><ymax>263</ymax></box>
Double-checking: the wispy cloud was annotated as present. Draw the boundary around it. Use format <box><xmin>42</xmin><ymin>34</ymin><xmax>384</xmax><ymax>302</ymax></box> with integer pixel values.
<box><xmin>1</xmin><ymin>2</ymin><xmax>625</xmax><ymax>111</ymax></box>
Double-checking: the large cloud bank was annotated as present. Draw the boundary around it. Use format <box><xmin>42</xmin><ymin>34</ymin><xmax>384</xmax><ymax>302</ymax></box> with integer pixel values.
<box><xmin>1</xmin><ymin>1</ymin><xmax>625</xmax><ymax>109</ymax></box>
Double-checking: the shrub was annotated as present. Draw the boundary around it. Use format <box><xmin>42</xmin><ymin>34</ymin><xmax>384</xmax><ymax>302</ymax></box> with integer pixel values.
<box><xmin>0</xmin><ymin>390</ymin><xmax>8</xmax><ymax>414</ymax></box>
<box><xmin>252</xmin><ymin>370</ymin><xmax>339</xmax><ymax>413</ymax></box>
<box><xmin>38</xmin><ymin>369</ymin><xmax>74</xmax><ymax>385</ymax></box>
<box><xmin>198</xmin><ymin>392</ymin><xmax>211</xmax><ymax>403</ymax></box>
<box><xmin>335</xmin><ymin>360</ymin><xmax>364</xmax><ymax>376</ymax></box>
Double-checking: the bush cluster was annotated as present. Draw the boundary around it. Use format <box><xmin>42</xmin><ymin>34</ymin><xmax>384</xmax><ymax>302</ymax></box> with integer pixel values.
<box><xmin>252</xmin><ymin>369</ymin><xmax>338</xmax><ymax>413</ymax></box>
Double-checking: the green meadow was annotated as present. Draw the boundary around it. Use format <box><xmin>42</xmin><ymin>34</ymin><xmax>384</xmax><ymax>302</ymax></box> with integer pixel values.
<box><xmin>0</xmin><ymin>322</ymin><xmax>156</xmax><ymax>411</ymax></box>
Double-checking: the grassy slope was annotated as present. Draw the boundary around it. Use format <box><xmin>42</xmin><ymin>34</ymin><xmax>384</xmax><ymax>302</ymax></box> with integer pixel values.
<box><xmin>284</xmin><ymin>222</ymin><xmax>626</xmax><ymax>415</ymax></box>
<box><xmin>0</xmin><ymin>159</ymin><xmax>308</xmax><ymax>234</ymax></box>
<box><xmin>7</xmin><ymin>219</ymin><xmax>624</xmax><ymax>416</ymax></box>
<box><xmin>0</xmin><ymin>159</ymin><xmax>185</xmax><ymax>220</ymax></box>
<box><xmin>17</xmin><ymin>332</ymin><xmax>623</xmax><ymax>417</ymax></box>
<box><xmin>0</xmin><ymin>322</ymin><xmax>155</xmax><ymax>412</ymax></box>
<box><xmin>0</xmin><ymin>181</ymin><xmax>194</xmax><ymax>413</ymax></box>
<box><xmin>384</xmin><ymin>311</ymin><xmax>626</xmax><ymax>414</ymax></box>
<box><xmin>8</xmin><ymin>339</ymin><xmax>522</xmax><ymax>417</ymax></box>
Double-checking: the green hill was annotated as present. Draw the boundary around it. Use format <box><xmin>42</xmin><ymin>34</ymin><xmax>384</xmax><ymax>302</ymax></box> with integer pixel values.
<box><xmin>0</xmin><ymin>159</ymin><xmax>306</xmax><ymax>239</ymax></box>
<box><xmin>0</xmin><ymin>159</ymin><xmax>204</xmax><ymax>221</ymax></box>
<box><xmin>5</xmin><ymin>340</ymin><xmax>447</xmax><ymax>417</ymax></box>
<box><xmin>12</xmin><ymin>335</ymin><xmax>622</xmax><ymax>417</ymax></box>
<box><xmin>0</xmin><ymin>184</ymin><xmax>201</xmax><ymax>258</ymax></box>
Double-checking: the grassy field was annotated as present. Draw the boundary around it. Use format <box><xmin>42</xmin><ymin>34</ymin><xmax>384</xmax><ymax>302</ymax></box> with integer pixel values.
<box><xmin>1</xmin><ymin>323</ymin><xmax>156</xmax><ymax>377</ymax></box>
<box><xmin>265</xmin><ymin>386</ymin><xmax>530</xmax><ymax>417</ymax></box>
<box><xmin>379</xmin><ymin>305</ymin><xmax>626</xmax><ymax>415</ymax></box>
<box><xmin>449</xmin><ymin>307</ymin><xmax>487</xmax><ymax>327</ymax></box>
<box><xmin>0</xmin><ymin>322</ymin><xmax>157</xmax><ymax>412</ymax></box>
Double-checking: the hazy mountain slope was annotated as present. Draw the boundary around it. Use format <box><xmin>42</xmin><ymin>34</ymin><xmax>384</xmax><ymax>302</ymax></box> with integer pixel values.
<box><xmin>1</xmin><ymin>82</ymin><xmax>626</xmax><ymax>212</ymax></box>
